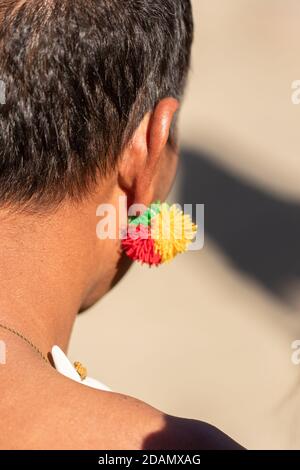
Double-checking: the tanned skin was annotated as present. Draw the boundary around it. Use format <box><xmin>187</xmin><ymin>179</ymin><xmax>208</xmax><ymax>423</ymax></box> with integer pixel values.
<box><xmin>0</xmin><ymin>98</ymin><xmax>243</xmax><ymax>450</ymax></box>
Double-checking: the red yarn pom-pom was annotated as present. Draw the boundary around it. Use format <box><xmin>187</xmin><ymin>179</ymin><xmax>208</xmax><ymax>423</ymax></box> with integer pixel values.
<box><xmin>121</xmin><ymin>225</ymin><xmax>162</xmax><ymax>266</ymax></box>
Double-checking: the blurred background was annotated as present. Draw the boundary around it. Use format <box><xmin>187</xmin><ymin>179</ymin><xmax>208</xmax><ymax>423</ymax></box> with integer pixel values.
<box><xmin>70</xmin><ymin>0</ymin><xmax>300</xmax><ymax>449</ymax></box>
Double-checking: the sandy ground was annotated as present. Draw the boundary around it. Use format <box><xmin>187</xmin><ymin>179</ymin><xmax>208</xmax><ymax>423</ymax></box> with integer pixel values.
<box><xmin>70</xmin><ymin>1</ymin><xmax>300</xmax><ymax>449</ymax></box>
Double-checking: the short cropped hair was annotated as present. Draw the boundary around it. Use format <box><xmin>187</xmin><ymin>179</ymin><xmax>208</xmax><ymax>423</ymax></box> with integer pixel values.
<box><xmin>0</xmin><ymin>0</ymin><xmax>193</xmax><ymax>207</ymax></box>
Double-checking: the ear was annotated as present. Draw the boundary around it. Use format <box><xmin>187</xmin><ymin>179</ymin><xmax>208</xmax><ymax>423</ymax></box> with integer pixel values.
<box><xmin>118</xmin><ymin>97</ymin><xmax>179</xmax><ymax>206</ymax></box>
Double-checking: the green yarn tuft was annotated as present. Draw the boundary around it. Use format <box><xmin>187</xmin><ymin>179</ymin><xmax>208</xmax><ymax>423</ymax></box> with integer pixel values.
<box><xmin>129</xmin><ymin>202</ymin><xmax>163</xmax><ymax>227</ymax></box>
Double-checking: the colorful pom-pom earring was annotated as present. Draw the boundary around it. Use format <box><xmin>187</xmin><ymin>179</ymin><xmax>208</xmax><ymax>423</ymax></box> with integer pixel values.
<box><xmin>121</xmin><ymin>202</ymin><xmax>197</xmax><ymax>266</ymax></box>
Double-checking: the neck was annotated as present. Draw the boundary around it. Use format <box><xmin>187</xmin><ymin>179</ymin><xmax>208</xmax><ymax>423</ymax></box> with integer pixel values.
<box><xmin>0</xmin><ymin>203</ymin><xmax>97</xmax><ymax>357</ymax></box>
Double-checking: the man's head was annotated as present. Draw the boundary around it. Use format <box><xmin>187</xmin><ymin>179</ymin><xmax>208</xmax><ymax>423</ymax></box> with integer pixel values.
<box><xmin>0</xmin><ymin>0</ymin><xmax>193</xmax><ymax>308</ymax></box>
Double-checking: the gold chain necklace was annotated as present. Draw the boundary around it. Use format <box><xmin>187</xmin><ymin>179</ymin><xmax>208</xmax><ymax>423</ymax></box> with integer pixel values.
<box><xmin>0</xmin><ymin>322</ymin><xmax>88</xmax><ymax>380</ymax></box>
<box><xmin>0</xmin><ymin>322</ymin><xmax>49</xmax><ymax>364</ymax></box>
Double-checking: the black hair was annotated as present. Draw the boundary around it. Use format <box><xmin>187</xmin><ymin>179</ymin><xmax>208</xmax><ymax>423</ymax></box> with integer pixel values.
<box><xmin>0</xmin><ymin>0</ymin><xmax>193</xmax><ymax>208</ymax></box>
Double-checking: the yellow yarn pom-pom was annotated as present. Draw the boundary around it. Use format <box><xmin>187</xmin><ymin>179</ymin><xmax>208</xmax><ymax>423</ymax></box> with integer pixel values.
<box><xmin>151</xmin><ymin>203</ymin><xmax>197</xmax><ymax>263</ymax></box>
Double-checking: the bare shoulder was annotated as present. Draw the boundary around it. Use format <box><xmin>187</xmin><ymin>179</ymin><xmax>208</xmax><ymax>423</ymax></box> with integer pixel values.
<box><xmin>22</xmin><ymin>370</ymin><xmax>165</xmax><ymax>450</ymax></box>
<box><xmin>3</xmin><ymin>366</ymin><xmax>243</xmax><ymax>450</ymax></box>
